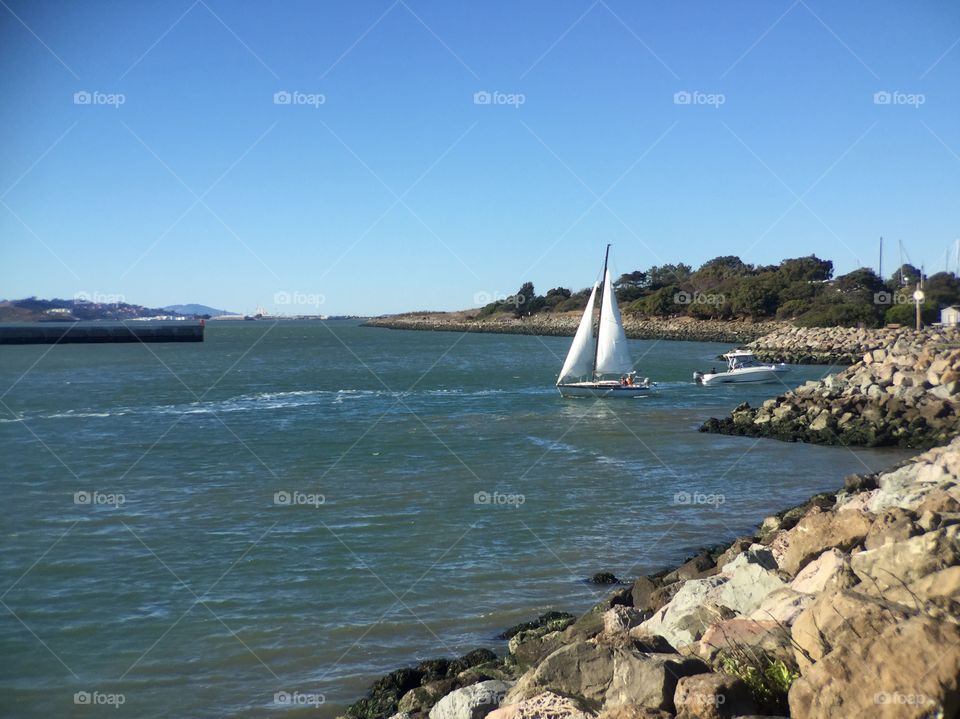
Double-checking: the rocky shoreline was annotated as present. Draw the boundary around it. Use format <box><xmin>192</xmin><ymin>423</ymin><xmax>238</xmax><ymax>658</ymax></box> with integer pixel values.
<box><xmin>746</xmin><ymin>325</ymin><xmax>924</xmax><ymax>366</ymax></box>
<box><xmin>341</xmin><ymin>328</ymin><xmax>960</xmax><ymax>719</ymax></box>
<box><xmin>365</xmin><ymin>313</ymin><xmax>784</xmax><ymax>345</ymax></box>
<box><xmin>365</xmin><ymin>314</ymin><xmax>930</xmax><ymax>367</ymax></box>
<box><xmin>703</xmin><ymin>328</ymin><xmax>960</xmax><ymax>449</ymax></box>
<box><xmin>344</xmin><ymin>435</ymin><xmax>960</xmax><ymax>719</ymax></box>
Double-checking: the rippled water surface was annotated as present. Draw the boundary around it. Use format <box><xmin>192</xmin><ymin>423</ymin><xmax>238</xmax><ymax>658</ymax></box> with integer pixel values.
<box><xmin>0</xmin><ymin>321</ymin><xmax>913</xmax><ymax>717</ymax></box>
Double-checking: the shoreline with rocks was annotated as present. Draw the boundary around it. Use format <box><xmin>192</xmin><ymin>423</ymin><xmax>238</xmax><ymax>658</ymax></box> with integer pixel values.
<box><xmin>365</xmin><ymin>313</ymin><xmax>929</xmax><ymax>367</ymax></box>
<box><xmin>345</xmin><ymin>436</ymin><xmax>960</xmax><ymax>719</ymax></box>
<box><xmin>364</xmin><ymin>313</ymin><xmax>784</xmax><ymax>346</ymax></box>
<box><xmin>342</xmin><ymin>328</ymin><xmax>960</xmax><ymax>719</ymax></box>
<box><xmin>703</xmin><ymin>328</ymin><xmax>960</xmax><ymax>449</ymax></box>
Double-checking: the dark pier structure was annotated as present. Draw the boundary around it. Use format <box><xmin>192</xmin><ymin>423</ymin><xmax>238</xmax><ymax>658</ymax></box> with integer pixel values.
<box><xmin>0</xmin><ymin>321</ymin><xmax>205</xmax><ymax>345</ymax></box>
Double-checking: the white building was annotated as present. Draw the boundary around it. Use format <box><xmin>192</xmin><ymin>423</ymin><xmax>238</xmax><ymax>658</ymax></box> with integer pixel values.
<box><xmin>941</xmin><ymin>306</ymin><xmax>960</xmax><ymax>326</ymax></box>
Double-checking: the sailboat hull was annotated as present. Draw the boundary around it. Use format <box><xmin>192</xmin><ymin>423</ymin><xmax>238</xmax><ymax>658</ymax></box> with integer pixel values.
<box><xmin>557</xmin><ymin>381</ymin><xmax>654</xmax><ymax>398</ymax></box>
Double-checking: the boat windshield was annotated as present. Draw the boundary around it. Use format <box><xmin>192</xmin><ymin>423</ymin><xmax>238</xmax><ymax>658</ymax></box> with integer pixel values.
<box><xmin>728</xmin><ymin>354</ymin><xmax>761</xmax><ymax>370</ymax></box>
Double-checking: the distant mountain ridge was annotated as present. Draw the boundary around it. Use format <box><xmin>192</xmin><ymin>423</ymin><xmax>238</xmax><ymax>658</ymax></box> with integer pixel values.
<box><xmin>0</xmin><ymin>298</ymin><xmax>236</xmax><ymax>322</ymax></box>
<box><xmin>163</xmin><ymin>304</ymin><xmax>234</xmax><ymax>317</ymax></box>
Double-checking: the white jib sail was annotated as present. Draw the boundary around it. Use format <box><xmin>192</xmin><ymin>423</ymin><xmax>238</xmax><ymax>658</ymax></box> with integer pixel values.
<box><xmin>595</xmin><ymin>269</ymin><xmax>634</xmax><ymax>376</ymax></box>
<box><xmin>557</xmin><ymin>283</ymin><xmax>599</xmax><ymax>384</ymax></box>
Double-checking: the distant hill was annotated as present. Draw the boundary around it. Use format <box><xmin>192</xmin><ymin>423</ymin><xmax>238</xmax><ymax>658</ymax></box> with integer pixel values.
<box><xmin>0</xmin><ymin>298</ymin><xmax>233</xmax><ymax>322</ymax></box>
<box><xmin>164</xmin><ymin>304</ymin><xmax>234</xmax><ymax>317</ymax></box>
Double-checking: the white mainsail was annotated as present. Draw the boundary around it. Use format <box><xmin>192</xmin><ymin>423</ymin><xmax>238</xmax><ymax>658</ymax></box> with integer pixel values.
<box><xmin>595</xmin><ymin>269</ymin><xmax>633</xmax><ymax>376</ymax></box>
<box><xmin>556</xmin><ymin>283</ymin><xmax>599</xmax><ymax>384</ymax></box>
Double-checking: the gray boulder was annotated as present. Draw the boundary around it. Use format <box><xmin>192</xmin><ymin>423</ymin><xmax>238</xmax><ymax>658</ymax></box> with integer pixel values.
<box><xmin>429</xmin><ymin>680</ymin><xmax>514</xmax><ymax>719</ymax></box>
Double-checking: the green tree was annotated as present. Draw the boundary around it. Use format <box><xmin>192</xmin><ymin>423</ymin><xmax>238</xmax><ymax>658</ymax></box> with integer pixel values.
<box><xmin>730</xmin><ymin>274</ymin><xmax>780</xmax><ymax>319</ymax></box>
<box><xmin>646</xmin><ymin>263</ymin><xmax>692</xmax><ymax>290</ymax></box>
<box><xmin>613</xmin><ymin>271</ymin><xmax>648</xmax><ymax>302</ymax></box>
<box><xmin>923</xmin><ymin>272</ymin><xmax>960</xmax><ymax>309</ymax></box>
<box><xmin>778</xmin><ymin>255</ymin><xmax>833</xmax><ymax>283</ymax></box>
<box><xmin>694</xmin><ymin>256</ymin><xmax>754</xmax><ymax>282</ymax></box>
<box><xmin>514</xmin><ymin>282</ymin><xmax>537</xmax><ymax>317</ymax></box>
<box><xmin>884</xmin><ymin>301</ymin><xmax>937</xmax><ymax>326</ymax></box>
<box><xmin>888</xmin><ymin>263</ymin><xmax>922</xmax><ymax>288</ymax></box>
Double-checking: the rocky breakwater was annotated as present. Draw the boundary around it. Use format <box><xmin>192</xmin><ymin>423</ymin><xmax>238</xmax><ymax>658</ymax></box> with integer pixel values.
<box><xmin>747</xmin><ymin>325</ymin><xmax>920</xmax><ymax>366</ymax></box>
<box><xmin>347</xmin><ymin>439</ymin><xmax>960</xmax><ymax>719</ymax></box>
<box><xmin>703</xmin><ymin>329</ymin><xmax>960</xmax><ymax>449</ymax></box>
<box><xmin>365</xmin><ymin>313</ymin><xmax>784</xmax><ymax>344</ymax></box>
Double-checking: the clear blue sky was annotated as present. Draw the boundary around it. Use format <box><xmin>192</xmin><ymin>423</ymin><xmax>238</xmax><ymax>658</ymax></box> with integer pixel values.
<box><xmin>1</xmin><ymin>0</ymin><xmax>958</xmax><ymax>315</ymax></box>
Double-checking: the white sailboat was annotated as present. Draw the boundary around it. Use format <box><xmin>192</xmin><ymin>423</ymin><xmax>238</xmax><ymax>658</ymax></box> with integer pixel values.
<box><xmin>556</xmin><ymin>246</ymin><xmax>654</xmax><ymax>398</ymax></box>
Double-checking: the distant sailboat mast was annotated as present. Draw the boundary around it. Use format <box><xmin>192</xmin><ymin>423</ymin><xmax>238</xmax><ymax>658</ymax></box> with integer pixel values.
<box><xmin>592</xmin><ymin>244</ymin><xmax>611</xmax><ymax>381</ymax></box>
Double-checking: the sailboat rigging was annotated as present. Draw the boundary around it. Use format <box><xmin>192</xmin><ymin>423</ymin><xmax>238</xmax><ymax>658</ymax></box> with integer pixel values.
<box><xmin>556</xmin><ymin>245</ymin><xmax>654</xmax><ymax>398</ymax></box>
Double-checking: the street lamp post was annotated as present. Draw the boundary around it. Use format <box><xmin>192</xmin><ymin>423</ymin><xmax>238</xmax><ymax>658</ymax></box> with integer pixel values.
<box><xmin>914</xmin><ymin>287</ymin><xmax>925</xmax><ymax>331</ymax></box>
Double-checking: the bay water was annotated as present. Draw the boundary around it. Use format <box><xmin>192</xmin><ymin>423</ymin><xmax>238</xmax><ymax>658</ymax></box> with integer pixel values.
<box><xmin>0</xmin><ymin>321</ymin><xmax>912</xmax><ymax>717</ymax></box>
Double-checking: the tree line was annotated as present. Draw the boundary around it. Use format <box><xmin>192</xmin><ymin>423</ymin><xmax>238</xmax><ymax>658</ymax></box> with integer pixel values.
<box><xmin>475</xmin><ymin>255</ymin><xmax>960</xmax><ymax>327</ymax></box>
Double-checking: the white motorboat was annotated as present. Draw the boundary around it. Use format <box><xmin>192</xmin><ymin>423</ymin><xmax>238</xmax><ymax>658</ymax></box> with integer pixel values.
<box><xmin>557</xmin><ymin>246</ymin><xmax>654</xmax><ymax>398</ymax></box>
<box><xmin>694</xmin><ymin>349</ymin><xmax>789</xmax><ymax>386</ymax></box>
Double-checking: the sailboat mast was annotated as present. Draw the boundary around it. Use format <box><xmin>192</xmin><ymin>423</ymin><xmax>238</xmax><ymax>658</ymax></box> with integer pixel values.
<box><xmin>592</xmin><ymin>244</ymin><xmax>611</xmax><ymax>380</ymax></box>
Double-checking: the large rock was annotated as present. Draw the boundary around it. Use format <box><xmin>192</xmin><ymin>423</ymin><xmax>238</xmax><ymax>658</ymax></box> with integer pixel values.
<box><xmin>486</xmin><ymin>691</ymin><xmax>594</xmax><ymax>719</ymax></box>
<box><xmin>673</xmin><ymin>672</ymin><xmax>758</xmax><ymax>719</ymax></box>
<box><xmin>714</xmin><ymin>551</ymin><xmax>786</xmax><ymax>615</ymax></box>
<box><xmin>429</xmin><ymin>680</ymin><xmax>514</xmax><ymax>719</ymax></box>
<box><xmin>697</xmin><ymin>619</ymin><xmax>793</xmax><ymax>665</ymax></box>
<box><xmin>788</xmin><ymin>548</ymin><xmax>854</xmax><ymax>595</ymax></box>
<box><xmin>747</xmin><ymin>587</ymin><xmax>813</xmax><ymax>626</ymax></box>
<box><xmin>789</xmin><ymin>614</ymin><xmax>960</xmax><ymax>719</ymax></box>
<box><xmin>778</xmin><ymin>508</ymin><xmax>873</xmax><ymax>575</ymax></box>
<box><xmin>596</xmin><ymin>707</ymin><xmax>671</xmax><ymax>719</ymax></box>
<box><xmin>507</xmin><ymin>641</ymin><xmax>706</xmax><ymax>712</ymax></box>
<box><xmin>636</xmin><ymin>577</ymin><xmax>730</xmax><ymax>650</ymax></box>
<box><xmin>850</xmin><ymin>524</ymin><xmax>960</xmax><ymax>592</ymax></box>
<box><xmin>864</xmin><ymin>507</ymin><xmax>921</xmax><ymax>550</ymax></box>
<box><xmin>790</xmin><ymin>589</ymin><xmax>916</xmax><ymax>673</ymax></box>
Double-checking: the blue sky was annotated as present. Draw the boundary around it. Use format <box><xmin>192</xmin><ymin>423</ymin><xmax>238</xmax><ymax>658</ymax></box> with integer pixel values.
<box><xmin>1</xmin><ymin>0</ymin><xmax>958</xmax><ymax>315</ymax></box>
